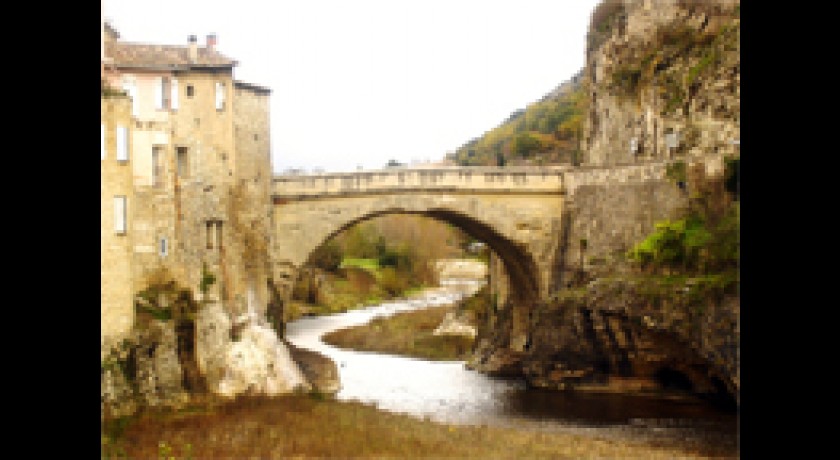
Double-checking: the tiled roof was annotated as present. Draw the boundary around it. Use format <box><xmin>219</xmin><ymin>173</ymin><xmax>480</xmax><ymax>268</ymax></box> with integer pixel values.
<box><xmin>105</xmin><ymin>41</ymin><xmax>237</xmax><ymax>70</ymax></box>
<box><xmin>234</xmin><ymin>80</ymin><xmax>271</xmax><ymax>94</ymax></box>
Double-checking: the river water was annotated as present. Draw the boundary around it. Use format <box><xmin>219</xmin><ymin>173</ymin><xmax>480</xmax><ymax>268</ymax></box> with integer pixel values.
<box><xmin>285</xmin><ymin>280</ymin><xmax>738</xmax><ymax>452</ymax></box>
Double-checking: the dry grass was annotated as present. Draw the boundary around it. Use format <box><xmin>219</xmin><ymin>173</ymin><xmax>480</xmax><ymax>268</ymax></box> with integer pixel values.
<box><xmin>323</xmin><ymin>305</ymin><xmax>474</xmax><ymax>361</ymax></box>
<box><xmin>101</xmin><ymin>394</ymin><xmax>734</xmax><ymax>459</ymax></box>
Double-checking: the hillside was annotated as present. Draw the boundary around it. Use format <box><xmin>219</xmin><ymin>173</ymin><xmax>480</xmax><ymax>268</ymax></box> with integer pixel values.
<box><xmin>447</xmin><ymin>70</ymin><xmax>587</xmax><ymax>167</ymax></box>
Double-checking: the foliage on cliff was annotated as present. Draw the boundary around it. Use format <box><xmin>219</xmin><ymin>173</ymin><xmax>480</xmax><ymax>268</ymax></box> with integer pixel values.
<box><xmin>447</xmin><ymin>72</ymin><xmax>587</xmax><ymax>166</ymax></box>
<box><xmin>628</xmin><ymin>159</ymin><xmax>738</xmax><ymax>276</ymax></box>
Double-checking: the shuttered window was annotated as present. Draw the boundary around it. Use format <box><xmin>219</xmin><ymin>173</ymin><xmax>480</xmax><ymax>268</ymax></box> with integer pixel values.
<box><xmin>156</xmin><ymin>77</ymin><xmax>171</xmax><ymax>110</ymax></box>
<box><xmin>116</xmin><ymin>125</ymin><xmax>129</xmax><ymax>161</ymax></box>
<box><xmin>101</xmin><ymin>123</ymin><xmax>106</xmax><ymax>160</ymax></box>
<box><xmin>171</xmin><ymin>78</ymin><xmax>179</xmax><ymax>110</ymax></box>
<box><xmin>114</xmin><ymin>196</ymin><xmax>127</xmax><ymax>234</ymax></box>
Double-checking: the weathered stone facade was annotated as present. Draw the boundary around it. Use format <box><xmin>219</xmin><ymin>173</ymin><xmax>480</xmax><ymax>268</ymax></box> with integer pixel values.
<box><xmin>101</xmin><ymin>17</ymin><xmax>308</xmax><ymax>413</ymax></box>
<box><xmin>101</xmin><ymin>25</ymin><xmax>275</xmax><ymax>348</ymax></box>
<box><xmin>101</xmin><ymin>93</ymin><xmax>135</xmax><ymax>355</ymax></box>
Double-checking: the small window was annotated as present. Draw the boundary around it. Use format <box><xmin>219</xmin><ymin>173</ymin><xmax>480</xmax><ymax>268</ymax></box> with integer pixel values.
<box><xmin>629</xmin><ymin>137</ymin><xmax>638</xmax><ymax>155</ymax></box>
<box><xmin>114</xmin><ymin>196</ymin><xmax>127</xmax><ymax>234</ymax></box>
<box><xmin>101</xmin><ymin>124</ymin><xmax>106</xmax><ymax>160</ymax></box>
<box><xmin>206</xmin><ymin>221</ymin><xmax>223</xmax><ymax>250</ymax></box>
<box><xmin>160</xmin><ymin>237</ymin><xmax>168</xmax><ymax>257</ymax></box>
<box><xmin>176</xmin><ymin>147</ymin><xmax>189</xmax><ymax>178</ymax></box>
<box><xmin>186</xmin><ymin>85</ymin><xmax>194</xmax><ymax>98</ymax></box>
<box><xmin>215</xmin><ymin>82</ymin><xmax>226</xmax><ymax>110</ymax></box>
<box><xmin>116</xmin><ymin>125</ymin><xmax>129</xmax><ymax>162</ymax></box>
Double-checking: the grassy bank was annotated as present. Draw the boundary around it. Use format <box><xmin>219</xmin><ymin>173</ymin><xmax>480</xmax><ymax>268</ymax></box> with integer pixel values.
<box><xmin>323</xmin><ymin>305</ymin><xmax>474</xmax><ymax>361</ymax></box>
<box><xmin>287</xmin><ymin>260</ymin><xmax>430</xmax><ymax>322</ymax></box>
<box><xmin>101</xmin><ymin>393</ymin><xmax>732</xmax><ymax>459</ymax></box>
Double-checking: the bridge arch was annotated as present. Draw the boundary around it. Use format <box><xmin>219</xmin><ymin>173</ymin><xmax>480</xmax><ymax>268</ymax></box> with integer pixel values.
<box><xmin>274</xmin><ymin>203</ymin><xmax>541</xmax><ymax>310</ymax></box>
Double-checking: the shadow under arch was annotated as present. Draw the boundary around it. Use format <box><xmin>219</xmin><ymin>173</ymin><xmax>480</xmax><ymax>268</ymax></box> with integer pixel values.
<box><xmin>299</xmin><ymin>207</ymin><xmax>542</xmax><ymax>311</ymax></box>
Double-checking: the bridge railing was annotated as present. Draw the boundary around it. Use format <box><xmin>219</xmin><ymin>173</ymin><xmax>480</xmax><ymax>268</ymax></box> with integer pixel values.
<box><xmin>273</xmin><ymin>166</ymin><xmax>568</xmax><ymax>197</ymax></box>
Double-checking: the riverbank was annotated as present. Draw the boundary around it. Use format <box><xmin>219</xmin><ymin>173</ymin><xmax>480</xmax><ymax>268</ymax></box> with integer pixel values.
<box><xmin>323</xmin><ymin>304</ymin><xmax>473</xmax><ymax>361</ymax></box>
<box><xmin>101</xmin><ymin>393</ymin><xmax>737</xmax><ymax>458</ymax></box>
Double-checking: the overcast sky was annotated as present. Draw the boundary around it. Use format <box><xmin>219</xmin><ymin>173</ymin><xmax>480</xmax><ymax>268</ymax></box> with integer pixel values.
<box><xmin>104</xmin><ymin>0</ymin><xmax>600</xmax><ymax>173</ymax></box>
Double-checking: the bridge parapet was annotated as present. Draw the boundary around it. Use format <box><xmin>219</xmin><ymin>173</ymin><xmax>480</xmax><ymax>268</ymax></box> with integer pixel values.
<box><xmin>273</xmin><ymin>167</ymin><xmax>568</xmax><ymax>198</ymax></box>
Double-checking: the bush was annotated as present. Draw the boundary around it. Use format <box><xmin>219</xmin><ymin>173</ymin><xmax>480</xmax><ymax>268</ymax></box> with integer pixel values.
<box><xmin>309</xmin><ymin>240</ymin><xmax>343</xmax><ymax>273</ymax></box>
<box><xmin>379</xmin><ymin>267</ymin><xmax>408</xmax><ymax>297</ymax></box>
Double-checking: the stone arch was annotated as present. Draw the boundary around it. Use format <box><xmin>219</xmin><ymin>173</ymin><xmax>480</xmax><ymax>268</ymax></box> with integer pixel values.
<box><xmin>290</xmin><ymin>206</ymin><xmax>541</xmax><ymax>310</ymax></box>
<box><xmin>272</xmin><ymin>192</ymin><xmax>550</xmax><ymax>313</ymax></box>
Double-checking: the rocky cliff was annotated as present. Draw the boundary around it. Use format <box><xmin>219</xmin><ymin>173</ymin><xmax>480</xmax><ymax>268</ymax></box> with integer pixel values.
<box><xmin>470</xmin><ymin>0</ymin><xmax>739</xmax><ymax>405</ymax></box>
<box><xmin>582</xmin><ymin>0</ymin><xmax>739</xmax><ymax>166</ymax></box>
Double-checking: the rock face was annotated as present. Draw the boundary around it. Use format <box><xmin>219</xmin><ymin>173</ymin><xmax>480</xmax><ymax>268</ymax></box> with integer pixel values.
<box><xmin>103</xmin><ymin>300</ymin><xmax>314</xmax><ymax>419</ymax></box>
<box><xmin>523</xmin><ymin>278</ymin><xmax>737</xmax><ymax>402</ymax></box>
<box><xmin>582</xmin><ymin>0</ymin><xmax>740</xmax><ymax>167</ymax></box>
<box><xmin>217</xmin><ymin>318</ymin><xmax>310</xmax><ymax>397</ymax></box>
<box><xmin>196</xmin><ymin>301</ymin><xmax>234</xmax><ymax>391</ymax></box>
<box><xmin>472</xmin><ymin>277</ymin><xmax>738</xmax><ymax>404</ymax></box>
<box><xmin>286</xmin><ymin>342</ymin><xmax>341</xmax><ymax>395</ymax></box>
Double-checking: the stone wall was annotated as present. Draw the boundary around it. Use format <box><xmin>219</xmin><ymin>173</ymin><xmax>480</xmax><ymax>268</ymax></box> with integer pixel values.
<box><xmin>555</xmin><ymin>159</ymin><xmax>690</xmax><ymax>287</ymax></box>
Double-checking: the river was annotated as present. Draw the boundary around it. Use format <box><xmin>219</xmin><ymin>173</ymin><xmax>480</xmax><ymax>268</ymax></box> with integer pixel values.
<box><xmin>285</xmin><ymin>279</ymin><xmax>738</xmax><ymax>453</ymax></box>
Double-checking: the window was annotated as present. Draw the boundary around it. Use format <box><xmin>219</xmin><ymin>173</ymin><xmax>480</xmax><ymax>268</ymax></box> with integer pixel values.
<box><xmin>152</xmin><ymin>146</ymin><xmax>163</xmax><ymax>187</ymax></box>
<box><xmin>176</xmin><ymin>147</ymin><xmax>189</xmax><ymax>178</ymax></box>
<box><xmin>186</xmin><ymin>85</ymin><xmax>194</xmax><ymax>98</ymax></box>
<box><xmin>156</xmin><ymin>76</ymin><xmax>171</xmax><ymax>110</ymax></box>
<box><xmin>215</xmin><ymin>82</ymin><xmax>226</xmax><ymax>110</ymax></box>
<box><xmin>160</xmin><ymin>237</ymin><xmax>168</xmax><ymax>257</ymax></box>
<box><xmin>114</xmin><ymin>196</ymin><xmax>127</xmax><ymax>234</ymax></box>
<box><xmin>206</xmin><ymin>221</ymin><xmax>223</xmax><ymax>250</ymax></box>
<box><xmin>101</xmin><ymin>124</ymin><xmax>106</xmax><ymax>160</ymax></box>
<box><xmin>171</xmin><ymin>78</ymin><xmax>179</xmax><ymax>110</ymax></box>
<box><xmin>116</xmin><ymin>125</ymin><xmax>129</xmax><ymax>162</ymax></box>
<box><xmin>206</xmin><ymin>221</ymin><xmax>214</xmax><ymax>249</ymax></box>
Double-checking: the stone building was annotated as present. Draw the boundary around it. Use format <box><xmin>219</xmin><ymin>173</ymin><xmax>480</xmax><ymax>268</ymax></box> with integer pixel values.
<box><xmin>100</xmin><ymin>16</ymin><xmax>274</xmax><ymax>352</ymax></box>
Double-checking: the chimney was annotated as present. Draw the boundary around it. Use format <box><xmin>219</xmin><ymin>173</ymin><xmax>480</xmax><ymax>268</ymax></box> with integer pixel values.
<box><xmin>188</xmin><ymin>35</ymin><xmax>198</xmax><ymax>62</ymax></box>
<box><xmin>206</xmin><ymin>33</ymin><xmax>217</xmax><ymax>53</ymax></box>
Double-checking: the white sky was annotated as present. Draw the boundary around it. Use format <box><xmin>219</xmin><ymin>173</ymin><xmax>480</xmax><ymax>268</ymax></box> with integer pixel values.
<box><xmin>104</xmin><ymin>0</ymin><xmax>600</xmax><ymax>173</ymax></box>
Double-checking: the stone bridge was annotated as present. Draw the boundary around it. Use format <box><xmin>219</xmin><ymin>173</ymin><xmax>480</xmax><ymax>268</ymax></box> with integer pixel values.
<box><xmin>270</xmin><ymin>158</ymin><xmax>714</xmax><ymax>348</ymax></box>
<box><xmin>271</xmin><ymin>167</ymin><xmax>568</xmax><ymax>311</ymax></box>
